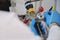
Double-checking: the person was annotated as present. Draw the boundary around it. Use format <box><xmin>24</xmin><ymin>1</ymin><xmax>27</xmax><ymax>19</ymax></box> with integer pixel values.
<box><xmin>0</xmin><ymin>10</ymin><xmax>60</xmax><ymax>40</ymax></box>
<box><xmin>0</xmin><ymin>11</ymin><xmax>42</xmax><ymax>40</ymax></box>
<box><xmin>29</xmin><ymin>9</ymin><xmax>60</xmax><ymax>40</ymax></box>
<box><xmin>44</xmin><ymin>10</ymin><xmax>60</xmax><ymax>40</ymax></box>
<box><xmin>0</xmin><ymin>0</ymin><xmax>11</xmax><ymax>11</ymax></box>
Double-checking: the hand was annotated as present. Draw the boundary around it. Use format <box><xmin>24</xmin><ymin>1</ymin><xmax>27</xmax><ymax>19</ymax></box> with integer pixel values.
<box><xmin>51</xmin><ymin>23</ymin><xmax>58</xmax><ymax>26</ymax></box>
<box><xmin>29</xmin><ymin>18</ymin><xmax>38</xmax><ymax>35</ymax></box>
<box><xmin>29</xmin><ymin>18</ymin><xmax>48</xmax><ymax>36</ymax></box>
<box><xmin>44</xmin><ymin>10</ymin><xmax>60</xmax><ymax>26</ymax></box>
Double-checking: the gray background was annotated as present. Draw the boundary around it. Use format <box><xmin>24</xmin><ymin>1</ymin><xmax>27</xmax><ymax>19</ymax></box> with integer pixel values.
<box><xmin>10</xmin><ymin>0</ymin><xmax>60</xmax><ymax>15</ymax></box>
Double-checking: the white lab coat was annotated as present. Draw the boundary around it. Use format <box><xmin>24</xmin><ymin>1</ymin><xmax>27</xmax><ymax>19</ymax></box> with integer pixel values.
<box><xmin>0</xmin><ymin>11</ymin><xmax>60</xmax><ymax>40</ymax></box>
<box><xmin>47</xmin><ymin>26</ymin><xmax>60</xmax><ymax>40</ymax></box>
<box><xmin>0</xmin><ymin>11</ymin><xmax>42</xmax><ymax>40</ymax></box>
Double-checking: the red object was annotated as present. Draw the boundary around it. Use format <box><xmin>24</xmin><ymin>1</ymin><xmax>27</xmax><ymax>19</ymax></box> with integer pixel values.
<box><xmin>22</xmin><ymin>18</ymin><xmax>28</xmax><ymax>24</ymax></box>
<box><xmin>38</xmin><ymin>6</ymin><xmax>44</xmax><ymax>12</ymax></box>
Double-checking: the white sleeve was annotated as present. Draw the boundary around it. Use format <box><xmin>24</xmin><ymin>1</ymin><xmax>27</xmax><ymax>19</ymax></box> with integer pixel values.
<box><xmin>0</xmin><ymin>11</ymin><xmax>42</xmax><ymax>40</ymax></box>
<box><xmin>47</xmin><ymin>26</ymin><xmax>60</xmax><ymax>40</ymax></box>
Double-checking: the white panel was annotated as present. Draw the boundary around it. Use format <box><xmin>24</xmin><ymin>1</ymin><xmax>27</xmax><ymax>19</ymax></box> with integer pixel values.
<box><xmin>56</xmin><ymin>0</ymin><xmax>60</xmax><ymax>13</ymax></box>
<box><xmin>42</xmin><ymin>0</ymin><xmax>55</xmax><ymax>12</ymax></box>
<box><xmin>15</xmin><ymin>0</ymin><xmax>26</xmax><ymax>15</ymax></box>
<box><xmin>32</xmin><ymin>0</ymin><xmax>55</xmax><ymax>13</ymax></box>
<box><xmin>11</xmin><ymin>0</ymin><xmax>58</xmax><ymax>15</ymax></box>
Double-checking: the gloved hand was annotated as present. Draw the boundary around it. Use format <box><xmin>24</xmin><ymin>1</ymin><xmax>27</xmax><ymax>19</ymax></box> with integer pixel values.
<box><xmin>29</xmin><ymin>18</ymin><xmax>47</xmax><ymax>36</ymax></box>
<box><xmin>44</xmin><ymin>10</ymin><xmax>60</xmax><ymax>26</ymax></box>
<box><xmin>29</xmin><ymin>18</ymin><xmax>38</xmax><ymax>35</ymax></box>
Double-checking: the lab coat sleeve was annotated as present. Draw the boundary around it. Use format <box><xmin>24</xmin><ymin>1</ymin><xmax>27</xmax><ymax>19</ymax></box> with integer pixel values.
<box><xmin>47</xmin><ymin>26</ymin><xmax>60</xmax><ymax>40</ymax></box>
<box><xmin>0</xmin><ymin>11</ymin><xmax>42</xmax><ymax>40</ymax></box>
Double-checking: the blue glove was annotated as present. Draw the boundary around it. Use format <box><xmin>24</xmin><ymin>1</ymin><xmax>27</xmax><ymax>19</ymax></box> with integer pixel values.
<box><xmin>44</xmin><ymin>10</ymin><xmax>60</xmax><ymax>26</ymax></box>
<box><xmin>29</xmin><ymin>18</ymin><xmax>47</xmax><ymax>36</ymax></box>
<box><xmin>29</xmin><ymin>18</ymin><xmax>38</xmax><ymax>35</ymax></box>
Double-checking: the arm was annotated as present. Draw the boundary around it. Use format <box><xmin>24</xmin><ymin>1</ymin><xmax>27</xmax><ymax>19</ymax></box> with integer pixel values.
<box><xmin>47</xmin><ymin>23</ymin><xmax>60</xmax><ymax>40</ymax></box>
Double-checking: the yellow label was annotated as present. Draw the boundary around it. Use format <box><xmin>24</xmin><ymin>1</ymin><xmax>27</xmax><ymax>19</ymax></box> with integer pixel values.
<box><xmin>28</xmin><ymin>8</ymin><xmax>34</xmax><ymax>13</ymax></box>
<box><xmin>52</xmin><ymin>6</ymin><xmax>55</xmax><ymax>10</ymax></box>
